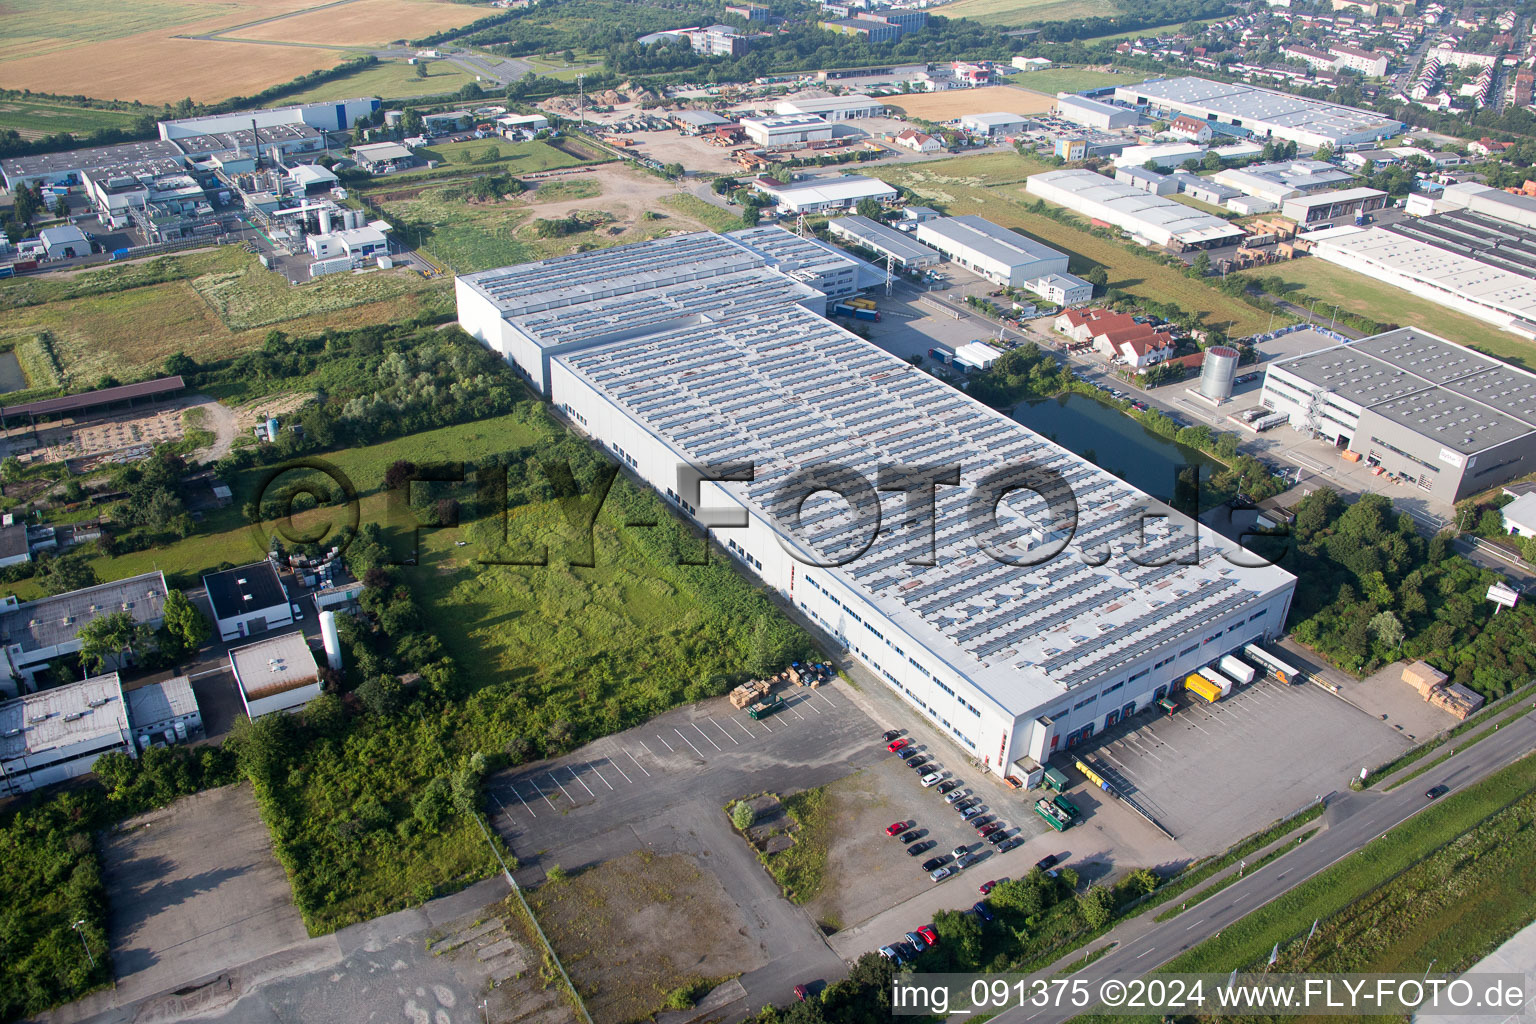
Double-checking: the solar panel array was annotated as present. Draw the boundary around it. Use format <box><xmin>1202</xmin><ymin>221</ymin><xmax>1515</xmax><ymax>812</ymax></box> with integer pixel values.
<box><xmin>561</xmin><ymin>299</ymin><xmax>1278</xmax><ymax>709</ymax></box>
<box><xmin>1384</xmin><ymin>209</ymin><xmax>1536</xmax><ymax>283</ymax></box>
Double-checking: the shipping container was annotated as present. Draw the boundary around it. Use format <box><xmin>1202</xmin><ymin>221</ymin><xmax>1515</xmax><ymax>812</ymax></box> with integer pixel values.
<box><xmin>0</xmin><ymin>265</ymin><xmax>12</xmax><ymax>279</ymax></box>
<box><xmin>1041</xmin><ymin>765</ymin><xmax>1070</xmax><ymax>792</ymax></box>
<box><xmin>928</xmin><ymin>347</ymin><xmax>953</xmax><ymax>364</ymax></box>
<box><xmin>1183</xmin><ymin>673</ymin><xmax>1222</xmax><ymax>703</ymax></box>
<box><xmin>831</xmin><ymin>303</ymin><xmax>856</xmax><ymax>317</ymax></box>
<box><xmin>10</xmin><ymin>259</ymin><xmax>37</xmax><ymax>272</ymax></box>
<box><xmin>1218</xmin><ymin>654</ymin><xmax>1257</xmax><ymax>686</ymax></box>
<box><xmin>1033</xmin><ymin>794</ymin><xmax>1080</xmax><ymax>831</ymax></box>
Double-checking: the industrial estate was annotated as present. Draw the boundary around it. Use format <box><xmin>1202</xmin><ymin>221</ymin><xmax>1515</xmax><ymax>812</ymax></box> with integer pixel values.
<box><xmin>3</xmin><ymin>1</ymin><xmax>1536</xmax><ymax>1023</ymax></box>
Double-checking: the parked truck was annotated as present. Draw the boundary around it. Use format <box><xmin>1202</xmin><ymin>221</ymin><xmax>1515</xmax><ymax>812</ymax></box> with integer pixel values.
<box><xmin>1218</xmin><ymin>654</ymin><xmax>1257</xmax><ymax>686</ymax></box>
<box><xmin>748</xmin><ymin>694</ymin><xmax>783</xmax><ymax>719</ymax></box>
<box><xmin>849</xmin><ymin>297</ymin><xmax>877</xmax><ymax>310</ymax></box>
<box><xmin>852</xmin><ymin>307</ymin><xmax>880</xmax><ymax>322</ymax></box>
<box><xmin>1183</xmin><ymin>672</ymin><xmax>1222</xmax><ymax>704</ymax></box>
<box><xmin>1200</xmin><ymin>665</ymin><xmax>1236</xmax><ymax>696</ymax></box>
<box><xmin>1034</xmin><ymin>794</ymin><xmax>1081</xmax><ymax>832</ymax></box>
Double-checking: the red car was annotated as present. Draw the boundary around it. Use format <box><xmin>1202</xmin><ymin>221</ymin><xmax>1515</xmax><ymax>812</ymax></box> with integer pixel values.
<box><xmin>977</xmin><ymin>822</ymin><xmax>1002</xmax><ymax>838</ymax></box>
<box><xmin>885</xmin><ymin>820</ymin><xmax>910</xmax><ymax>837</ymax></box>
<box><xmin>978</xmin><ymin>877</ymin><xmax>1009</xmax><ymax>895</ymax></box>
<box><xmin>917</xmin><ymin>925</ymin><xmax>937</xmax><ymax>946</ymax></box>
<box><xmin>887</xmin><ymin>738</ymin><xmax>909</xmax><ymax>753</ymax></box>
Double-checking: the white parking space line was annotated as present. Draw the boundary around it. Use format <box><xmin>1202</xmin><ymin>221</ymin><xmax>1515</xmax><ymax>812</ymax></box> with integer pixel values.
<box><xmin>675</xmin><ymin>728</ymin><xmax>705</xmax><ymax>757</ymax></box>
<box><xmin>781</xmin><ymin>698</ymin><xmax>806</xmax><ymax>721</ymax></box>
<box><xmin>549</xmin><ymin>772</ymin><xmax>574</xmax><ymax>802</ymax></box>
<box><xmin>692</xmin><ymin>722</ymin><xmax>723</xmax><ymax>751</ymax></box>
<box><xmin>639</xmin><ymin>739</ymin><xmax>657</xmax><ymax>757</ymax></box>
<box><xmin>604</xmin><ymin>757</ymin><xmax>633</xmax><ymax>784</ymax></box>
<box><xmin>490</xmin><ymin>789</ymin><xmax>523</xmax><ymax>823</ymax></box>
<box><xmin>814</xmin><ymin>689</ymin><xmax>836</xmax><ymax>709</ymax></box>
<box><xmin>586</xmin><ymin>760</ymin><xmax>615</xmax><ymax>790</ymax></box>
<box><xmin>655</xmin><ymin>734</ymin><xmax>675</xmax><ymax>753</ymax></box>
<box><xmin>729</xmin><ymin>716</ymin><xmax>756</xmax><ymax>740</ymax></box>
<box><xmin>756</xmin><ymin>714</ymin><xmax>776</xmax><ymax>733</ymax></box>
<box><xmin>567</xmin><ymin>766</ymin><xmax>594</xmax><ymax>796</ymax></box>
<box><xmin>506</xmin><ymin>785</ymin><xmax>535</xmax><ymax>818</ymax></box>
<box><xmin>528</xmin><ymin>778</ymin><xmax>558</xmax><ymax>810</ymax></box>
<box><xmin>709</xmin><ymin>718</ymin><xmax>739</xmax><ymax>744</ymax></box>
<box><xmin>792</xmin><ymin>693</ymin><xmax>823</xmax><ymax>715</ymax></box>
<box><xmin>624</xmin><ymin>749</ymin><xmax>652</xmax><ymax>777</ymax></box>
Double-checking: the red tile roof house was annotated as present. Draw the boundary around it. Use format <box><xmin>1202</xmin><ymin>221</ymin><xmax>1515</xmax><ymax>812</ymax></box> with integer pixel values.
<box><xmin>1094</xmin><ymin>326</ymin><xmax>1177</xmax><ymax>368</ymax></box>
<box><xmin>1053</xmin><ymin>307</ymin><xmax>1136</xmax><ymax>343</ymax></box>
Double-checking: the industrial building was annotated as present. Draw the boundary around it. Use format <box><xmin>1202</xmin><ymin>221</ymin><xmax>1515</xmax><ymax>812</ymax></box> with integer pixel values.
<box><xmin>1111</xmin><ymin>143</ymin><xmax>1207</xmax><ymax>170</ymax></box>
<box><xmin>1309</xmin><ymin>189</ymin><xmax>1536</xmax><ymax>332</ymax></box>
<box><xmin>1116</xmin><ymin>166</ymin><xmax>1177</xmax><ymax>195</ymax></box>
<box><xmin>915</xmin><ymin>216</ymin><xmax>1069</xmax><ymax>287</ymax></box>
<box><xmin>1026</xmin><ymin>169</ymin><xmax>1245</xmax><ymax>250</ymax></box>
<box><xmin>0</xmin><ymin>572</ymin><xmax>169</xmax><ymax>696</ymax></box>
<box><xmin>775</xmin><ymin>94</ymin><xmax>885</xmax><ymax>120</ymax></box>
<box><xmin>0</xmin><ymin>672</ymin><xmax>201</xmax><ymax>795</ymax></box>
<box><xmin>455</xmin><ymin>230</ymin><xmax>1295</xmax><ymax>771</ymax></box>
<box><xmin>750</xmin><ymin>173</ymin><xmax>897</xmax><ymax>214</ymax></box>
<box><xmin>1029</xmin><ymin>272</ymin><xmax>1094</xmax><ymax>306</ymax></box>
<box><xmin>1280</xmin><ymin>187</ymin><xmax>1388</xmax><ymax>224</ymax></box>
<box><xmin>959</xmin><ymin>112</ymin><xmax>1031</xmax><ymax>137</ymax></box>
<box><xmin>741</xmin><ymin>113</ymin><xmax>835</xmax><ymax>146</ymax></box>
<box><xmin>157</xmin><ymin>97</ymin><xmax>378</xmax><ymax>140</ymax></box>
<box><xmin>1212</xmin><ymin>159</ymin><xmax>1356</xmax><ymax>206</ymax></box>
<box><xmin>1055</xmin><ymin>93</ymin><xmax>1139</xmax><ymax>131</ymax></box>
<box><xmin>1258</xmin><ymin>328</ymin><xmax>1536</xmax><ymax>501</ymax></box>
<box><xmin>828</xmin><ymin>214</ymin><xmax>941</xmax><ymax>268</ymax></box>
<box><xmin>229</xmin><ymin>632</ymin><xmax>321</xmax><ymax>719</ymax></box>
<box><xmin>203</xmin><ymin>561</ymin><xmax>293</xmax><ymax>642</ymax></box>
<box><xmin>1114</xmin><ymin>77</ymin><xmax>1403</xmax><ymax>148</ymax></box>
<box><xmin>351</xmin><ymin>141</ymin><xmax>418</xmax><ymax>173</ymax></box>
<box><xmin>39</xmin><ymin>225</ymin><xmax>88</xmax><ymax>259</ymax></box>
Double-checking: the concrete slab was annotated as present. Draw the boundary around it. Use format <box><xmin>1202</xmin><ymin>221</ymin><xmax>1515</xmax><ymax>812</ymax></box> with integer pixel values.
<box><xmin>1339</xmin><ymin>660</ymin><xmax>1462</xmax><ymax>744</ymax></box>
<box><xmin>1415</xmin><ymin>918</ymin><xmax>1536</xmax><ymax>1024</ymax></box>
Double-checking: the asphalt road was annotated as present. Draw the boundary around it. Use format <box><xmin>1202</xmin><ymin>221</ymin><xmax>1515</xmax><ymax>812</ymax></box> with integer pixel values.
<box><xmin>989</xmin><ymin>707</ymin><xmax>1536</xmax><ymax>1024</ymax></box>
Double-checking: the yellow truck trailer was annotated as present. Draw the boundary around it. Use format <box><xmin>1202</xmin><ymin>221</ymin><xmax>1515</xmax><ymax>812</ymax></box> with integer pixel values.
<box><xmin>1184</xmin><ymin>672</ymin><xmax>1222</xmax><ymax>704</ymax></box>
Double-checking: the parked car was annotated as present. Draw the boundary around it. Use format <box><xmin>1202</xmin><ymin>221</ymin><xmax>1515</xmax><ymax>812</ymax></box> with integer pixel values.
<box><xmin>904</xmin><ymin>753</ymin><xmax>928</xmax><ymax>768</ymax></box>
<box><xmin>887</xmin><ymin>738</ymin><xmax>909</xmax><ymax>753</ymax></box>
<box><xmin>999</xmin><ymin>836</ymin><xmax>1023</xmax><ymax>853</ymax></box>
<box><xmin>907</xmin><ymin>839</ymin><xmax>935</xmax><ymax>856</ymax></box>
<box><xmin>794</xmin><ymin>984</ymin><xmax>811</xmax><ymax>1001</ymax></box>
<box><xmin>972</xmin><ymin>902</ymin><xmax>994</xmax><ymax>922</ymax></box>
<box><xmin>985</xmin><ymin>830</ymin><xmax>1009</xmax><ymax>846</ymax></box>
<box><xmin>978</xmin><ymin>879</ymin><xmax>1004</xmax><ymax>895</ymax></box>
<box><xmin>921</xmin><ymin>856</ymin><xmax>948</xmax><ymax>872</ymax></box>
<box><xmin>944</xmin><ymin>788</ymin><xmax>969</xmax><ymax>804</ymax></box>
<box><xmin>911</xmin><ymin>759</ymin><xmax>936</xmax><ymax>773</ymax></box>
<box><xmin>937</xmin><ymin>780</ymin><xmax>960</xmax><ymax>794</ymax></box>
<box><xmin>905</xmin><ymin>931</ymin><xmax>926</xmax><ymax>949</ymax></box>
<box><xmin>879</xmin><ymin>945</ymin><xmax>902</xmax><ymax>963</ymax></box>
<box><xmin>885</xmin><ymin>820</ymin><xmax>911</xmax><ymax>836</ymax></box>
<box><xmin>930</xmin><ymin>865</ymin><xmax>955</xmax><ymax>882</ymax></box>
<box><xmin>882</xmin><ymin>730</ymin><xmax>901</xmax><ymax>742</ymax></box>
<box><xmin>1035</xmin><ymin>853</ymin><xmax>1060</xmax><ymax>871</ymax></box>
<box><xmin>899</xmin><ymin>829</ymin><xmax>920</xmax><ymax>844</ymax></box>
<box><xmin>960</xmin><ymin>805</ymin><xmax>983</xmax><ymax>821</ymax></box>
<box><xmin>956</xmin><ymin>852</ymin><xmax>980</xmax><ymax>869</ymax></box>
<box><xmin>951</xmin><ymin>845</ymin><xmax>969</xmax><ymax>859</ymax></box>
<box><xmin>921</xmin><ymin>771</ymin><xmax>944</xmax><ymax>787</ymax></box>
<box><xmin>917</xmin><ymin>925</ymin><xmax>937</xmax><ymax>946</ymax></box>
<box><xmin>977</xmin><ymin>822</ymin><xmax>1002</xmax><ymax>838</ymax></box>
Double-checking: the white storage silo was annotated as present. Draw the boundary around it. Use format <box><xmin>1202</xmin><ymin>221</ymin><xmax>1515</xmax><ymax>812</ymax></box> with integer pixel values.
<box><xmin>320</xmin><ymin>610</ymin><xmax>342</xmax><ymax>671</ymax></box>
<box><xmin>1200</xmin><ymin>345</ymin><xmax>1239</xmax><ymax>401</ymax></box>
<box><xmin>318</xmin><ymin>207</ymin><xmax>333</xmax><ymax>235</ymax></box>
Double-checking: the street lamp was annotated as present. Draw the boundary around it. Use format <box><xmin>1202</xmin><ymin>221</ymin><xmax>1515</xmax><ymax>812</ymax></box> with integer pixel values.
<box><xmin>72</xmin><ymin>920</ymin><xmax>95</xmax><ymax>970</ymax></box>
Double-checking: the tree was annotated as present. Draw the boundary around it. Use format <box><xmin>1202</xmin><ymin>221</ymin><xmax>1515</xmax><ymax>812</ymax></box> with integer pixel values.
<box><xmin>1077</xmin><ymin>884</ymin><xmax>1116</xmax><ymax>928</ymax></box>
<box><xmin>415</xmin><ymin>61</ymin><xmax>429</xmax><ymax>79</ymax></box>
<box><xmin>1085</xmin><ymin>266</ymin><xmax>1108</xmax><ymax>289</ymax></box>
<box><xmin>77</xmin><ymin>610</ymin><xmax>151</xmax><ymax>674</ymax></box>
<box><xmin>732</xmin><ymin>800</ymin><xmax>755</xmax><ymax>830</ymax></box>
<box><xmin>383</xmin><ymin>459</ymin><xmax>418</xmax><ymax>490</ymax></box>
<box><xmin>1368</xmin><ymin>609</ymin><xmax>1404</xmax><ymax>651</ymax></box>
<box><xmin>1201</xmin><ymin>150</ymin><xmax>1222</xmax><ymax>171</ymax></box>
<box><xmin>855</xmin><ymin>197</ymin><xmax>884</xmax><ymax>220</ymax></box>
<box><xmin>1190</xmin><ymin>252</ymin><xmax>1212</xmax><ymax>277</ymax></box>
<box><xmin>164</xmin><ymin>351</ymin><xmax>196</xmax><ymax>378</ymax></box>
<box><xmin>35</xmin><ymin>553</ymin><xmax>98</xmax><ymax>596</ymax></box>
<box><xmin>989</xmin><ymin>877</ymin><xmax>1043</xmax><ymax>917</ymax></box>
<box><xmin>158</xmin><ymin>589</ymin><xmax>210</xmax><ymax>660</ymax></box>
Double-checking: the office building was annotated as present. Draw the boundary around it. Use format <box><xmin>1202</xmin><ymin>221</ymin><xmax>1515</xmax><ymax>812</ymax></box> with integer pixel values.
<box><xmin>157</xmin><ymin>97</ymin><xmax>378</xmax><ymax>140</ymax></box>
<box><xmin>0</xmin><ymin>572</ymin><xmax>169</xmax><ymax>696</ymax></box>
<box><xmin>959</xmin><ymin>112</ymin><xmax>1030</xmax><ymax>137</ymax></box>
<box><xmin>229</xmin><ymin>632</ymin><xmax>321</xmax><ymax>719</ymax></box>
<box><xmin>1259</xmin><ymin>328</ymin><xmax>1536</xmax><ymax>501</ymax></box>
<box><xmin>775</xmin><ymin>95</ymin><xmax>885</xmax><ymax>120</ymax></box>
<box><xmin>749</xmin><ymin>173</ymin><xmax>897</xmax><ymax>214</ymax></box>
<box><xmin>1280</xmin><ymin>187</ymin><xmax>1388</xmax><ymax>224</ymax></box>
<box><xmin>456</xmin><ymin>231</ymin><xmax>1296</xmax><ymax>771</ymax></box>
<box><xmin>741</xmin><ymin>113</ymin><xmax>835</xmax><ymax>146</ymax></box>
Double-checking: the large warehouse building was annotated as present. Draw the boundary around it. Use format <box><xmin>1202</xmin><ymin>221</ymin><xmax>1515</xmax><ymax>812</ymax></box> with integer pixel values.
<box><xmin>828</xmin><ymin>214</ymin><xmax>941</xmax><ymax>268</ymax></box>
<box><xmin>1113</xmin><ymin>77</ymin><xmax>1403</xmax><ymax>148</ymax></box>
<box><xmin>1026</xmin><ymin>168</ymin><xmax>1245</xmax><ymax>250</ymax></box>
<box><xmin>157</xmin><ymin>97</ymin><xmax>380</xmax><ymax>140</ymax></box>
<box><xmin>457</xmin><ymin>229</ymin><xmax>1296</xmax><ymax>775</ymax></box>
<box><xmin>1259</xmin><ymin>328</ymin><xmax>1536</xmax><ymax>502</ymax></box>
<box><xmin>915</xmin><ymin>215</ymin><xmax>1069</xmax><ymax>287</ymax></box>
<box><xmin>1310</xmin><ymin>188</ymin><xmax>1536</xmax><ymax>333</ymax></box>
<box><xmin>750</xmin><ymin>173</ymin><xmax>898</xmax><ymax>215</ymax></box>
<box><xmin>1056</xmin><ymin>93</ymin><xmax>1140</xmax><ymax>131</ymax></box>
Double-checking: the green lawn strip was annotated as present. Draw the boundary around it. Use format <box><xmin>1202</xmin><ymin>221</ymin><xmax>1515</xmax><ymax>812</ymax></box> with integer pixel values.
<box><xmin>1384</xmin><ymin>702</ymin><xmax>1536</xmax><ymax>792</ymax></box>
<box><xmin>1360</xmin><ymin>679</ymin><xmax>1536</xmax><ymax>789</ymax></box>
<box><xmin>1055</xmin><ymin>941</ymin><xmax>1117</xmax><ymax>977</ymax></box>
<box><xmin>1153</xmin><ymin>829</ymin><xmax>1319</xmax><ymax>922</ymax></box>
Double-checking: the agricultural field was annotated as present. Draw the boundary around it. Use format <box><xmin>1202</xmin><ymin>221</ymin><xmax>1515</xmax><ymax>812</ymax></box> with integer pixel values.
<box><xmin>882</xmin><ymin>153</ymin><xmax>1269</xmax><ymax>335</ymax></box>
<box><xmin>0</xmin><ymin>247</ymin><xmax>449</xmax><ymax>383</ymax></box>
<box><xmin>376</xmin><ymin>164</ymin><xmax>735</xmax><ymax>274</ymax></box>
<box><xmin>884</xmin><ymin>85</ymin><xmax>1058</xmax><ymax>120</ymax></box>
<box><xmin>0</xmin><ymin>96</ymin><xmax>145</xmax><ymax>140</ymax></box>
<box><xmin>1237</xmin><ymin>257</ymin><xmax>1534</xmax><ymax>368</ymax></box>
<box><xmin>278</xmin><ymin>58</ymin><xmax>475</xmax><ymax>104</ymax></box>
<box><xmin>931</xmin><ymin>0</ymin><xmax>1117</xmax><ymax>28</ymax></box>
<box><xmin>1009</xmin><ymin>67</ymin><xmax>1145</xmax><ymax>96</ymax></box>
<box><xmin>227</xmin><ymin>0</ymin><xmax>485</xmax><ymax>46</ymax></box>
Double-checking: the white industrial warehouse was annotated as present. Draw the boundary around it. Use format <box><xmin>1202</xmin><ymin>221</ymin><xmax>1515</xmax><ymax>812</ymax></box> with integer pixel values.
<box><xmin>828</xmin><ymin>214</ymin><xmax>941</xmax><ymax>268</ymax></box>
<box><xmin>1055</xmin><ymin>93</ymin><xmax>1139</xmax><ymax>131</ymax></box>
<box><xmin>916</xmin><ymin>215</ymin><xmax>1069</xmax><ymax>287</ymax></box>
<box><xmin>1026</xmin><ymin>168</ymin><xmax>1245</xmax><ymax>250</ymax></box>
<box><xmin>751</xmin><ymin>173</ymin><xmax>898</xmax><ymax>214</ymax></box>
<box><xmin>457</xmin><ymin>229</ymin><xmax>1296</xmax><ymax>773</ymax></box>
<box><xmin>1113</xmin><ymin>77</ymin><xmax>1403</xmax><ymax>147</ymax></box>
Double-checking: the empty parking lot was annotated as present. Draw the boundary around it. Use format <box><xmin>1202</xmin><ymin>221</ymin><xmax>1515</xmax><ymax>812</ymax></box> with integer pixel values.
<box><xmin>1072</xmin><ymin>675</ymin><xmax>1412</xmax><ymax>854</ymax></box>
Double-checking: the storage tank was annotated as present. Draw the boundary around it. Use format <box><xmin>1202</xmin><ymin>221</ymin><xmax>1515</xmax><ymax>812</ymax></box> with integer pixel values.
<box><xmin>1199</xmin><ymin>345</ymin><xmax>1239</xmax><ymax>400</ymax></box>
<box><xmin>318</xmin><ymin>207</ymin><xmax>333</xmax><ymax>235</ymax></box>
<box><xmin>138</xmin><ymin>734</ymin><xmax>151</xmax><ymax>753</ymax></box>
<box><xmin>173</xmin><ymin>720</ymin><xmax>187</xmax><ymax>741</ymax></box>
<box><xmin>346</xmin><ymin>209</ymin><xmax>363</xmax><ymax>230</ymax></box>
<box><xmin>266</xmin><ymin>416</ymin><xmax>279</xmax><ymax>440</ymax></box>
<box><xmin>320</xmin><ymin>610</ymin><xmax>342</xmax><ymax>671</ymax></box>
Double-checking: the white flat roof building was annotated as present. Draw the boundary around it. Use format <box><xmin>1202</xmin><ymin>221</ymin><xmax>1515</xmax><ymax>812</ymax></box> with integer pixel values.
<box><xmin>1280</xmin><ymin>187</ymin><xmax>1388</xmax><ymax>224</ymax></box>
<box><xmin>230</xmin><ymin>632</ymin><xmax>321</xmax><ymax>719</ymax></box>
<box><xmin>751</xmin><ymin>173</ymin><xmax>897</xmax><ymax>214</ymax></box>
<box><xmin>916</xmin><ymin>215</ymin><xmax>1069</xmax><ymax>287</ymax></box>
<box><xmin>1028</xmin><ymin>272</ymin><xmax>1094</xmax><ymax>306</ymax></box>
<box><xmin>1114</xmin><ymin>76</ymin><xmax>1403</xmax><ymax>148</ymax></box>
<box><xmin>0</xmin><ymin>673</ymin><xmax>128</xmax><ymax>795</ymax></box>
<box><xmin>774</xmin><ymin>94</ymin><xmax>885</xmax><ymax>120</ymax></box>
<box><xmin>1026</xmin><ymin>168</ymin><xmax>1245</xmax><ymax>250</ymax></box>
<box><xmin>456</xmin><ymin>231</ymin><xmax>1296</xmax><ymax>773</ymax></box>
<box><xmin>828</xmin><ymin>214</ymin><xmax>941</xmax><ymax>268</ymax></box>
<box><xmin>741</xmin><ymin>113</ymin><xmax>834</xmax><ymax>146</ymax></box>
<box><xmin>1056</xmin><ymin>93</ymin><xmax>1139</xmax><ymax>131</ymax></box>
<box><xmin>1112</xmin><ymin>143</ymin><xmax>1207</xmax><ymax>170</ymax></box>
<box><xmin>959</xmin><ymin>112</ymin><xmax>1031</xmax><ymax>136</ymax></box>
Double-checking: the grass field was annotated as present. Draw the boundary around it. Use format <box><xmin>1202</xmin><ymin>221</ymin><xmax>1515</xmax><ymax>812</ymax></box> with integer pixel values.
<box><xmin>520</xmin><ymin>52</ymin><xmax>606</xmax><ymax>83</ymax></box>
<box><xmin>0</xmin><ymin>247</ymin><xmax>449</xmax><ymax>383</ymax></box>
<box><xmin>278</xmin><ymin>58</ymin><xmax>475</xmax><ymax>104</ymax></box>
<box><xmin>884</xmin><ymin>85</ymin><xmax>1058</xmax><ymax>120</ymax></box>
<box><xmin>882</xmin><ymin>153</ymin><xmax>1269</xmax><ymax>336</ymax></box>
<box><xmin>230</xmin><ymin>0</ymin><xmax>484</xmax><ymax>45</ymax></box>
<box><xmin>413</xmin><ymin>138</ymin><xmax>590</xmax><ymax>174</ymax></box>
<box><xmin>930</xmin><ymin>0</ymin><xmax>1118</xmax><ymax>28</ymax></box>
<box><xmin>659</xmin><ymin>193</ymin><xmax>746</xmax><ymax>232</ymax></box>
<box><xmin>0</xmin><ymin>97</ymin><xmax>144</xmax><ymax>139</ymax></box>
<box><xmin>1238</xmin><ymin>257</ymin><xmax>1536</xmax><ymax>368</ymax></box>
<box><xmin>1009</xmin><ymin>67</ymin><xmax>1145</xmax><ymax>96</ymax></box>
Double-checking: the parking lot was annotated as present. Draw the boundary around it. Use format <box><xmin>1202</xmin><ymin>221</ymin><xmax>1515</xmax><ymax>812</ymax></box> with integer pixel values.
<box><xmin>1072</xmin><ymin>674</ymin><xmax>1413</xmax><ymax>855</ymax></box>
